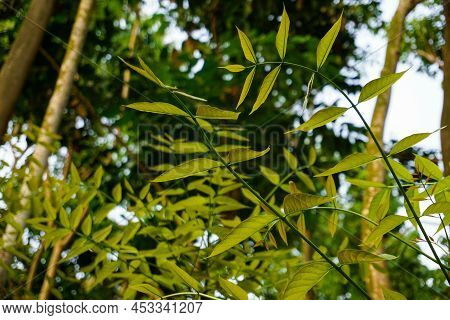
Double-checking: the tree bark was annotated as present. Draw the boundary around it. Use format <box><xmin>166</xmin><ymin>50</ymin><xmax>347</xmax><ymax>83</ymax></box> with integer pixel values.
<box><xmin>0</xmin><ymin>0</ymin><xmax>56</xmax><ymax>142</ymax></box>
<box><xmin>0</xmin><ymin>0</ymin><xmax>94</xmax><ymax>285</ymax></box>
<box><xmin>361</xmin><ymin>0</ymin><xmax>422</xmax><ymax>300</ymax></box>
<box><xmin>442</xmin><ymin>1</ymin><xmax>450</xmax><ymax>176</ymax></box>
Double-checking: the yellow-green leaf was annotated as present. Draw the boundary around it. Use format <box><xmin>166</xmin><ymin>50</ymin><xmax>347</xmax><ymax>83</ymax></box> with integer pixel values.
<box><xmin>283</xmin><ymin>192</ymin><xmax>333</xmax><ymax>215</ymax></box>
<box><xmin>172</xmin><ymin>141</ymin><xmax>209</xmax><ymax>154</ymax></box>
<box><xmin>382</xmin><ymin>287</ymin><xmax>406</xmax><ymax>300</ymax></box>
<box><xmin>220</xmin><ymin>64</ymin><xmax>246</xmax><ymax>72</ymax></box>
<box><xmin>153</xmin><ymin>158</ymin><xmax>222</xmax><ymax>182</ymax></box>
<box><xmin>260</xmin><ymin>165</ymin><xmax>280</xmax><ymax>185</ymax></box>
<box><xmin>414</xmin><ymin>154</ymin><xmax>442</xmax><ymax>180</ymax></box>
<box><xmin>297</xmin><ymin>172</ymin><xmax>316</xmax><ymax>192</ymax></box>
<box><xmin>125</xmin><ymin>102</ymin><xmax>189</xmax><ymax>117</ymax></box>
<box><xmin>283</xmin><ymin>262</ymin><xmax>331</xmax><ymax>299</ymax></box>
<box><xmin>389</xmin><ymin>131</ymin><xmax>435</xmax><ymax>155</ymax></box>
<box><xmin>236</xmin><ymin>27</ymin><xmax>257</xmax><ymax>63</ymax></box>
<box><xmin>346</xmin><ymin>178</ymin><xmax>386</xmax><ymax>188</ymax></box>
<box><xmin>286</xmin><ymin>107</ymin><xmax>348</xmax><ymax>133</ymax></box>
<box><xmin>162</xmin><ymin>260</ymin><xmax>202</xmax><ymax>292</ymax></box>
<box><xmin>210</xmin><ymin>214</ymin><xmax>276</xmax><ymax>257</ymax></box>
<box><xmin>137</xmin><ymin>56</ymin><xmax>168</xmax><ymax>87</ymax></box>
<box><xmin>365</xmin><ymin>215</ymin><xmax>408</xmax><ymax>247</ymax></box>
<box><xmin>385</xmin><ymin>158</ymin><xmax>414</xmax><ymax>182</ymax></box>
<box><xmin>283</xmin><ymin>148</ymin><xmax>298</xmax><ymax>171</ymax></box>
<box><xmin>250</xmin><ymin>65</ymin><xmax>281</xmax><ymax>114</ymax></box>
<box><xmin>315</xmin><ymin>153</ymin><xmax>379</xmax><ymax>177</ymax></box>
<box><xmin>196</xmin><ymin>105</ymin><xmax>240</xmax><ymax>120</ymax></box>
<box><xmin>237</xmin><ymin>67</ymin><xmax>256</xmax><ymax>109</ymax></box>
<box><xmin>226</xmin><ymin>147</ymin><xmax>270</xmax><ymax>163</ymax></box>
<box><xmin>337</xmin><ymin>249</ymin><xmax>397</xmax><ymax>264</ymax></box>
<box><xmin>217</xmin><ymin>130</ymin><xmax>249</xmax><ymax>142</ymax></box>
<box><xmin>119</xmin><ymin>57</ymin><xmax>163</xmax><ymax>87</ymax></box>
<box><xmin>173</xmin><ymin>90</ymin><xmax>207</xmax><ymax>102</ymax></box>
<box><xmin>59</xmin><ymin>208</ymin><xmax>70</xmax><ymax>229</ymax></box>
<box><xmin>276</xmin><ymin>7</ymin><xmax>290</xmax><ymax>59</ymax></box>
<box><xmin>129</xmin><ymin>284</ymin><xmax>161</xmax><ymax>297</ymax></box>
<box><xmin>219</xmin><ymin>278</ymin><xmax>248</xmax><ymax>300</ymax></box>
<box><xmin>358</xmin><ymin>71</ymin><xmax>407</xmax><ymax>103</ymax></box>
<box><xmin>423</xmin><ymin>202</ymin><xmax>450</xmax><ymax>216</ymax></box>
<box><xmin>316</xmin><ymin>14</ymin><xmax>342</xmax><ymax>69</ymax></box>
<box><xmin>81</xmin><ymin>215</ymin><xmax>92</xmax><ymax>236</ymax></box>
<box><xmin>369</xmin><ymin>189</ymin><xmax>391</xmax><ymax>221</ymax></box>
<box><xmin>92</xmin><ymin>225</ymin><xmax>113</xmax><ymax>242</ymax></box>
<box><xmin>112</xmin><ymin>184</ymin><xmax>122</xmax><ymax>203</ymax></box>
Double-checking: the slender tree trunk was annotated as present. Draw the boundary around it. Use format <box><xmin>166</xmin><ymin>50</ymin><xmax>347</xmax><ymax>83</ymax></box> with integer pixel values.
<box><xmin>442</xmin><ymin>1</ymin><xmax>450</xmax><ymax>176</ymax></box>
<box><xmin>361</xmin><ymin>0</ymin><xmax>422</xmax><ymax>300</ymax></box>
<box><xmin>121</xmin><ymin>7</ymin><xmax>140</xmax><ymax>99</ymax></box>
<box><xmin>0</xmin><ymin>0</ymin><xmax>94</xmax><ymax>286</ymax></box>
<box><xmin>0</xmin><ymin>0</ymin><xmax>56</xmax><ymax>141</ymax></box>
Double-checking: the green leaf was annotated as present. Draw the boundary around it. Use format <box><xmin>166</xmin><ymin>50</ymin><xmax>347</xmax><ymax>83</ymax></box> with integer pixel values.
<box><xmin>260</xmin><ymin>165</ymin><xmax>280</xmax><ymax>185</ymax></box>
<box><xmin>423</xmin><ymin>202</ymin><xmax>450</xmax><ymax>216</ymax></box>
<box><xmin>283</xmin><ymin>262</ymin><xmax>331</xmax><ymax>299</ymax></box>
<box><xmin>382</xmin><ymin>287</ymin><xmax>406</xmax><ymax>300</ymax></box>
<box><xmin>128</xmin><ymin>284</ymin><xmax>161</xmax><ymax>297</ymax></box>
<box><xmin>162</xmin><ymin>260</ymin><xmax>202</xmax><ymax>291</ymax></box>
<box><xmin>369</xmin><ymin>189</ymin><xmax>391</xmax><ymax>221</ymax></box>
<box><xmin>196</xmin><ymin>105</ymin><xmax>240</xmax><ymax>120</ymax></box>
<box><xmin>173</xmin><ymin>141</ymin><xmax>208</xmax><ymax>154</ymax></box>
<box><xmin>297</xmin><ymin>172</ymin><xmax>316</xmax><ymax>192</ymax></box>
<box><xmin>389</xmin><ymin>131</ymin><xmax>436</xmax><ymax>155</ymax></box>
<box><xmin>220</xmin><ymin>64</ymin><xmax>246</xmax><ymax>72</ymax></box>
<box><xmin>112</xmin><ymin>184</ymin><xmax>122</xmax><ymax>203</ymax></box>
<box><xmin>226</xmin><ymin>147</ymin><xmax>270</xmax><ymax>163</ymax></box>
<box><xmin>81</xmin><ymin>215</ymin><xmax>92</xmax><ymax>236</ymax></box>
<box><xmin>250</xmin><ymin>65</ymin><xmax>281</xmax><ymax>114</ymax></box>
<box><xmin>283</xmin><ymin>192</ymin><xmax>333</xmax><ymax>215</ymax></box>
<box><xmin>365</xmin><ymin>215</ymin><xmax>408</xmax><ymax>246</ymax></box>
<box><xmin>70</xmin><ymin>163</ymin><xmax>80</xmax><ymax>185</ymax></box>
<box><xmin>210</xmin><ymin>214</ymin><xmax>276</xmax><ymax>257</ymax></box>
<box><xmin>283</xmin><ymin>148</ymin><xmax>298</xmax><ymax>171</ymax></box>
<box><xmin>217</xmin><ymin>130</ymin><xmax>249</xmax><ymax>142</ymax></box>
<box><xmin>237</xmin><ymin>67</ymin><xmax>256</xmax><ymax>109</ymax></box>
<box><xmin>414</xmin><ymin>154</ymin><xmax>443</xmax><ymax>180</ymax></box>
<box><xmin>173</xmin><ymin>90</ymin><xmax>207</xmax><ymax>102</ymax></box>
<box><xmin>236</xmin><ymin>27</ymin><xmax>257</xmax><ymax>63</ymax></box>
<box><xmin>92</xmin><ymin>225</ymin><xmax>113</xmax><ymax>243</ymax></box>
<box><xmin>152</xmin><ymin>158</ymin><xmax>222</xmax><ymax>182</ymax></box>
<box><xmin>218</xmin><ymin>278</ymin><xmax>248</xmax><ymax>300</ymax></box>
<box><xmin>125</xmin><ymin>102</ymin><xmax>189</xmax><ymax>117</ymax></box>
<box><xmin>276</xmin><ymin>6</ymin><xmax>290</xmax><ymax>59</ymax></box>
<box><xmin>59</xmin><ymin>208</ymin><xmax>70</xmax><ymax>229</ymax></box>
<box><xmin>385</xmin><ymin>158</ymin><xmax>414</xmax><ymax>182</ymax></box>
<box><xmin>337</xmin><ymin>249</ymin><xmax>397</xmax><ymax>264</ymax></box>
<box><xmin>315</xmin><ymin>153</ymin><xmax>379</xmax><ymax>177</ymax></box>
<box><xmin>358</xmin><ymin>70</ymin><xmax>407</xmax><ymax>103</ymax></box>
<box><xmin>137</xmin><ymin>56</ymin><xmax>171</xmax><ymax>87</ymax></box>
<box><xmin>346</xmin><ymin>178</ymin><xmax>386</xmax><ymax>188</ymax></box>
<box><xmin>286</xmin><ymin>107</ymin><xmax>348</xmax><ymax>133</ymax></box>
<box><xmin>119</xmin><ymin>57</ymin><xmax>164</xmax><ymax>87</ymax></box>
<box><xmin>316</xmin><ymin>13</ymin><xmax>342</xmax><ymax>69</ymax></box>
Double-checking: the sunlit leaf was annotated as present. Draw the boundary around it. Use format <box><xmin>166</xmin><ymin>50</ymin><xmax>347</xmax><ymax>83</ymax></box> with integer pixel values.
<box><xmin>297</xmin><ymin>172</ymin><xmax>316</xmax><ymax>192</ymax></box>
<box><xmin>385</xmin><ymin>158</ymin><xmax>414</xmax><ymax>182</ymax></box>
<box><xmin>315</xmin><ymin>153</ymin><xmax>379</xmax><ymax>177</ymax></box>
<box><xmin>153</xmin><ymin>158</ymin><xmax>222</xmax><ymax>182</ymax></box>
<box><xmin>226</xmin><ymin>147</ymin><xmax>271</xmax><ymax>163</ymax></box>
<box><xmin>283</xmin><ymin>148</ymin><xmax>298</xmax><ymax>171</ymax></box>
<box><xmin>346</xmin><ymin>178</ymin><xmax>386</xmax><ymax>188</ymax></box>
<box><xmin>369</xmin><ymin>189</ymin><xmax>391</xmax><ymax>221</ymax></box>
<box><xmin>325</xmin><ymin>175</ymin><xmax>338</xmax><ymax>236</ymax></box>
<box><xmin>236</xmin><ymin>27</ymin><xmax>257</xmax><ymax>63</ymax></box>
<box><xmin>112</xmin><ymin>184</ymin><xmax>122</xmax><ymax>203</ymax></box>
<box><xmin>382</xmin><ymin>287</ymin><xmax>406</xmax><ymax>300</ymax></box>
<box><xmin>196</xmin><ymin>105</ymin><xmax>240</xmax><ymax>120</ymax></box>
<box><xmin>172</xmin><ymin>141</ymin><xmax>208</xmax><ymax>154</ymax></box>
<box><xmin>217</xmin><ymin>130</ymin><xmax>249</xmax><ymax>142</ymax></box>
<box><xmin>316</xmin><ymin>13</ymin><xmax>342</xmax><ymax>69</ymax></box>
<box><xmin>365</xmin><ymin>215</ymin><xmax>408</xmax><ymax>246</ymax></box>
<box><xmin>125</xmin><ymin>102</ymin><xmax>189</xmax><ymax>117</ymax></box>
<box><xmin>92</xmin><ymin>225</ymin><xmax>113</xmax><ymax>243</ymax></box>
<box><xmin>260</xmin><ymin>165</ymin><xmax>280</xmax><ymax>185</ymax></box>
<box><xmin>251</xmin><ymin>65</ymin><xmax>281</xmax><ymax>114</ymax></box>
<box><xmin>119</xmin><ymin>57</ymin><xmax>163</xmax><ymax>87</ymax></box>
<box><xmin>128</xmin><ymin>284</ymin><xmax>161</xmax><ymax>298</ymax></box>
<box><xmin>162</xmin><ymin>260</ymin><xmax>202</xmax><ymax>291</ymax></box>
<box><xmin>220</xmin><ymin>64</ymin><xmax>246</xmax><ymax>72</ymax></box>
<box><xmin>283</xmin><ymin>262</ymin><xmax>331</xmax><ymax>299</ymax></box>
<box><xmin>210</xmin><ymin>214</ymin><xmax>276</xmax><ymax>257</ymax></box>
<box><xmin>81</xmin><ymin>215</ymin><xmax>92</xmax><ymax>236</ymax></box>
<box><xmin>283</xmin><ymin>192</ymin><xmax>333</xmax><ymax>215</ymax></box>
<box><xmin>337</xmin><ymin>249</ymin><xmax>397</xmax><ymax>264</ymax></box>
<box><xmin>237</xmin><ymin>67</ymin><xmax>256</xmax><ymax>109</ymax></box>
<box><xmin>137</xmin><ymin>56</ymin><xmax>167</xmax><ymax>87</ymax></box>
<box><xmin>219</xmin><ymin>278</ymin><xmax>248</xmax><ymax>300</ymax></box>
<box><xmin>276</xmin><ymin>6</ymin><xmax>290</xmax><ymax>59</ymax></box>
<box><xmin>286</xmin><ymin>107</ymin><xmax>348</xmax><ymax>133</ymax></box>
<box><xmin>358</xmin><ymin>70</ymin><xmax>407</xmax><ymax>103</ymax></box>
<box><xmin>414</xmin><ymin>154</ymin><xmax>443</xmax><ymax>180</ymax></box>
<box><xmin>389</xmin><ymin>130</ymin><xmax>437</xmax><ymax>155</ymax></box>
<box><xmin>423</xmin><ymin>202</ymin><xmax>450</xmax><ymax>216</ymax></box>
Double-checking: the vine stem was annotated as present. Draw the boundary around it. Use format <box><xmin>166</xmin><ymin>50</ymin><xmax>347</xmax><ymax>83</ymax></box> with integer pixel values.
<box><xmin>263</xmin><ymin>60</ymin><xmax>449</xmax><ymax>282</ymax></box>
<box><xmin>166</xmin><ymin>90</ymin><xmax>372</xmax><ymax>300</ymax></box>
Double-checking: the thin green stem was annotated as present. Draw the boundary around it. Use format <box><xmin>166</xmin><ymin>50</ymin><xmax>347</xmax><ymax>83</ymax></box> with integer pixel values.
<box><xmin>167</xmin><ymin>89</ymin><xmax>371</xmax><ymax>300</ymax></box>
<box><xmin>264</xmin><ymin>170</ymin><xmax>296</xmax><ymax>201</ymax></box>
<box><xmin>162</xmin><ymin>292</ymin><xmax>222</xmax><ymax>300</ymax></box>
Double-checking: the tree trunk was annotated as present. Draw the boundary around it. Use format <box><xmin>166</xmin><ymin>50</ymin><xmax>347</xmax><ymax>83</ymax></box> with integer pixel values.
<box><xmin>442</xmin><ymin>1</ymin><xmax>450</xmax><ymax>176</ymax></box>
<box><xmin>121</xmin><ymin>7</ymin><xmax>140</xmax><ymax>100</ymax></box>
<box><xmin>361</xmin><ymin>0</ymin><xmax>422</xmax><ymax>300</ymax></box>
<box><xmin>0</xmin><ymin>0</ymin><xmax>94</xmax><ymax>285</ymax></box>
<box><xmin>0</xmin><ymin>0</ymin><xmax>56</xmax><ymax>142</ymax></box>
